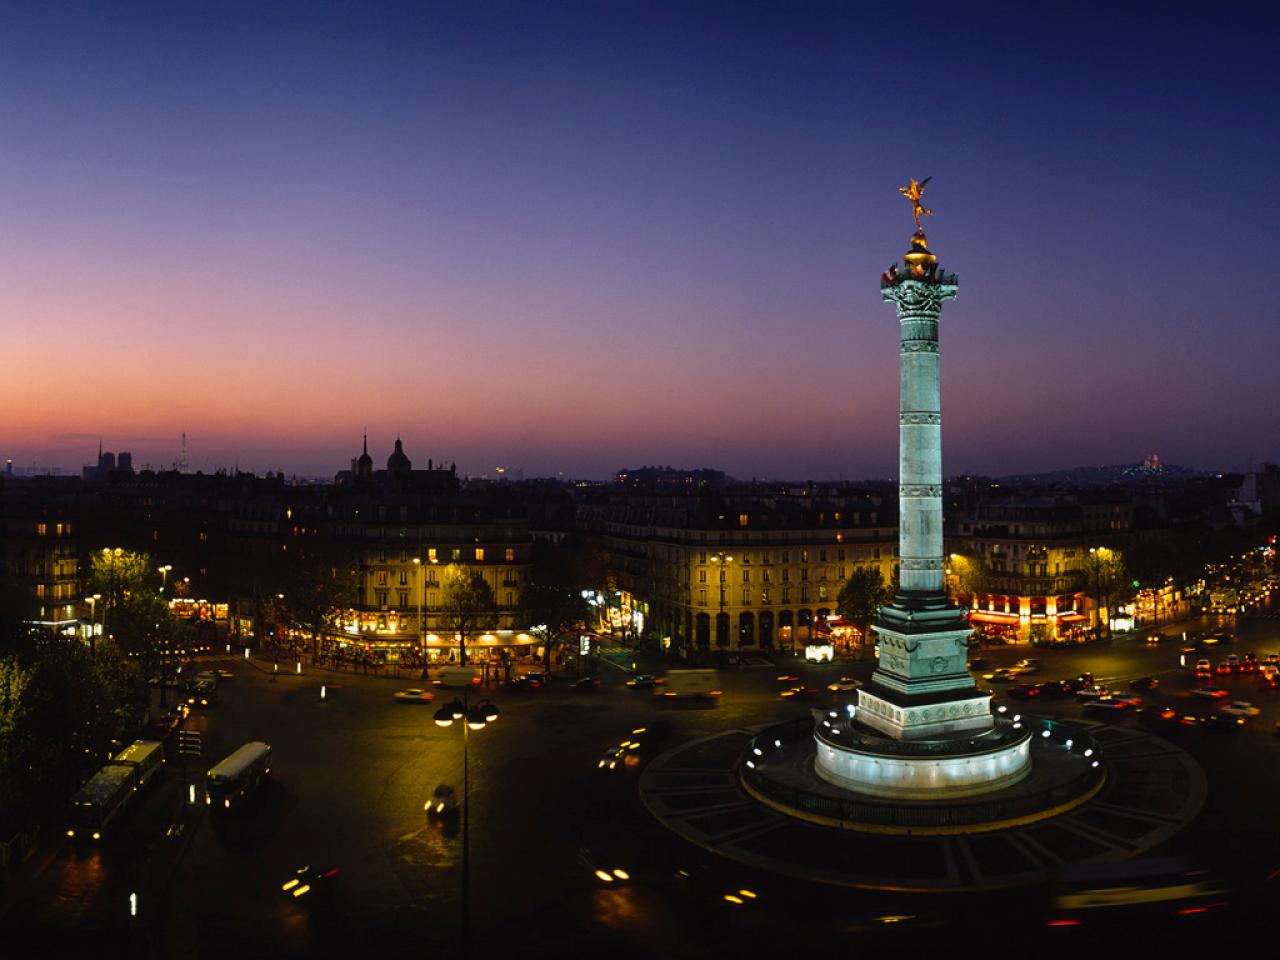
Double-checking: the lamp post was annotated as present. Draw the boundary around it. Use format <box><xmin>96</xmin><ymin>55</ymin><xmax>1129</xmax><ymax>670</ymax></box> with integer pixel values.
<box><xmin>433</xmin><ymin>691</ymin><xmax>499</xmax><ymax>958</ymax></box>
<box><xmin>158</xmin><ymin>564</ymin><xmax>172</xmax><ymax>593</ymax></box>
<box><xmin>86</xmin><ymin>593</ymin><xmax>101</xmax><ymax>652</ymax></box>
<box><xmin>709</xmin><ymin>552</ymin><xmax>732</xmax><ymax>652</ymax></box>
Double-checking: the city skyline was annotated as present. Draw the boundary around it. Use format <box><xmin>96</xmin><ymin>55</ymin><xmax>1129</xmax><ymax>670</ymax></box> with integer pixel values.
<box><xmin>3</xmin><ymin>2</ymin><xmax>1278</xmax><ymax>479</ymax></box>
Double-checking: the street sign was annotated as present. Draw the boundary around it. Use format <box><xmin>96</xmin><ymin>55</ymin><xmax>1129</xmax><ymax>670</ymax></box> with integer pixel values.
<box><xmin>178</xmin><ymin>731</ymin><xmax>203</xmax><ymax>758</ymax></box>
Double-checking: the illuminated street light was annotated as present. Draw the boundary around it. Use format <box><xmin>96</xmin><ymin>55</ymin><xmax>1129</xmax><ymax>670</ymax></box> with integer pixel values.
<box><xmin>158</xmin><ymin>564</ymin><xmax>172</xmax><ymax>592</ymax></box>
<box><xmin>431</xmin><ymin>691</ymin><xmax>497</xmax><ymax>953</ymax></box>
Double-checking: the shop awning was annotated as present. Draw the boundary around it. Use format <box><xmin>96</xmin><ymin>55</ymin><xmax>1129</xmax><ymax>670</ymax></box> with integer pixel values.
<box><xmin>971</xmin><ymin>610</ymin><xmax>1020</xmax><ymax>624</ymax></box>
<box><xmin>1056</xmin><ymin>613</ymin><xmax>1088</xmax><ymax>623</ymax></box>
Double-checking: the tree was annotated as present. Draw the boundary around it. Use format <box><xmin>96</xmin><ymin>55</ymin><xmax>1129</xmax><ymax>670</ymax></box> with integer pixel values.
<box><xmin>1083</xmin><ymin>547</ymin><xmax>1128</xmax><ymax>638</ymax></box>
<box><xmin>947</xmin><ymin>552</ymin><xmax>989</xmax><ymax>604</ymax></box>
<box><xmin>88</xmin><ymin>548</ymin><xmax>153</xmax><ymax>641</ymax></box>
<box><xmin>111</xmin><ymin>591</ymin><xmax>189</xmax><ymax>706</ymax></box>
<box><xmin>439</xmin><ymin>565</ymin><xmax>498</xmax><ymax>666</ymax></box>
<box><xmin>525</xmin><ymin>539</ymin><xmax>592</xmax><ymax>672</ymax></box>
<box><xmin>837</xmin><ymin>566</ymin><xmax>893</xmax><ymax>653</ymax></box>
<box><xmin>274</xmin><ymin>540</ymin><xmax>360</xmax><ymax>657</ymax></box>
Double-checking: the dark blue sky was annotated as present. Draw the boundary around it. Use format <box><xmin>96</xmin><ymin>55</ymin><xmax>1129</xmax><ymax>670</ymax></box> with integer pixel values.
<box><xmin>2</xmin><ymin>1</ymin><xmax>1277</xmax><ymax>478</ymax></box>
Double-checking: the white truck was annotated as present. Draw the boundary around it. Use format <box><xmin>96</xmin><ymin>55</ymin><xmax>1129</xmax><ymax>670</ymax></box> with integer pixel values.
<box><xmin>655</xmin><ymin>669</ymin><xmax>721</xmax><ymax>702</ymax></box>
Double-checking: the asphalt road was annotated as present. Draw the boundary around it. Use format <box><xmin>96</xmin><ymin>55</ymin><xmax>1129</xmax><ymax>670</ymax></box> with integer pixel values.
<box><xmin>7</xmin><ymin>610</ymin><xmax>1280</xmax><ymax>957</ymax></box>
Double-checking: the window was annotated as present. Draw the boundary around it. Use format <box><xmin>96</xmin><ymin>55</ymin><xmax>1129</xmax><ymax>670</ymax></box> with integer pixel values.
<box><xmin>35</xmin><ymin>584</ymin><xmax>45</xmax><ymax>598</ymax></box>
<box><xmin>699</xmin><ymin>570</ymin><xmax>707</xmax><ymax>583</ymax></box>
<box><xmin>762</xmin><ymin>552</ymin><xmax>770</xmax><ymax>564</ymax></box>
<box><xmin>55</xmin><ymin>523</ymin><xmax>64</xmax><ymax>536</ymax></box>
<box><xmin>801</xmin><ymin>586</ymin><xmax>810</xmax><ymax>602</ymax></box>
<box><xmin>376</xmin><ymin>589</ymin><xmax>388</xmax><ymax>608</ymax></box>
<box><xmin>378</xmin><ymin>549</ymin><xmax>387</xmax><ymax>563</ymax></box>
<box><xmin>800</xmin><ymin>568</ymin><xmax>808</xmax><ymax>581</ymax></box>
<box><xmin>428</xmin><ymin>548</ymin><xmax>437</xmax><ymax>562</ymax></box>
<box><xmin>741</xmin><ymin>588</ymin><xmax>750</xmax><ymax>604</ymax></box>
<box><xmin>741</xmin><ymin>569</ymin><xmax>750</xmax><ymax>582</ymax></box>
<box><xmin>819</xmin><ymin>585</ymin><xmax>828</xmax><ymax>601</ymax></box>
<box><xmin>506</xmin><ymin>591</ymin><xmax>514</xmax><ymax>607</ymax></box>
<box><xmin>761</xmin><ymin>590</ymin><xmax>770</xmax><ymax>605</ymax></box>
<box><xmin>199</xmin><ymin>531</ymin><xmax>208</xmax><ymax>543</ymax></box>
<box><xmin>742</xmin><ymin>552</ymin><xmax>750</xmax><ymax>564</ymax></box>
<box><xmin>452</xmin><ymin>548</ymin><xmax>461</xmax><ymax>561</ymax></box>
<box><xmin>505</xmin><ymin>548</ymin><xmax>515</xmax><ymax>562</ymax></box>
<box><xmin>400</xmin><ymin>549</ymin><xmax>409</xmax><ymax>563</ymax></box>
<box><xmin>782</xmin><ymin>569</ymin><xmax>790</xmax><ymax>582</ymax></box>
<box><xmin>699</xmin><ymin>551</ymin><xmax>708</xmax><ymax>563</ymax></box>
<box><xmin>782</xmin><ymin>551</ymin><xmax>790</xmax><ymax>563</ymax></box>
<box><xmin>399</xmin><ymin>570</ymin><xmax>408</xmax><ymax>585</ymax></box>
<box><xmin>699</xmin><ymin>588</ymin><xmax>707</xmax><ymax>605</ymax></box>
<box><xmin>819</xmin><ymin>550</ymin><xmax>827</xmax><ymax>562</ymax></box>
<box><xmin>36</xmin><ymin>523</ymin><xmax>46</xmax><ymax>536</ymax></box>
<box><xmin>475</xmin><ymin>548</ymin><xmax>485</xmax><ymax>561</ymax></box>
<box><xmin>398</xmin><ymin>590</ymin><xmax>409</xmax><ymax>608</ymax></box>
<box><xmin>837</xmin><ymin>549</ymin><xmax>845</xmax><ymax>561</ymax></box>
<box><xmin>739</xmin><ymin>514</ymin><xmax>748</xmax><ymax>527</ymax></box>
<box><xmin>763</xmin><ymin>570</ymin><xmax>771</xmax><ymax>583</ymax></box>
<box><xmin>428</xmin><ymin>591</ymin><xmax>437</xmax><ymax>607</ymax></box>
<box><xmin>782</xmin><ymin>587</ymin><xmax>791</xmax><ymax>603</ymax></box>
<box><xmin>378</xmin><ymin>571</ymin><xmax>388</xmax><ymax>586</ymax></box>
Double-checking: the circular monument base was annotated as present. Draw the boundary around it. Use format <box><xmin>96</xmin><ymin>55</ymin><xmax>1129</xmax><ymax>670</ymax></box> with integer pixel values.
<box><xmin>812</xmin><ymin>717</ymin><xmax>1032</xmax><ymax>800</ymax></box>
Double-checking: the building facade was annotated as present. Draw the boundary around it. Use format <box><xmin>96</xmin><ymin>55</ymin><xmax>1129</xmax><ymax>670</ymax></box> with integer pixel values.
<box><xmin>581</xmin><ymin>486</ymin><xmax>898</xmax><ymax>656</ymax></box>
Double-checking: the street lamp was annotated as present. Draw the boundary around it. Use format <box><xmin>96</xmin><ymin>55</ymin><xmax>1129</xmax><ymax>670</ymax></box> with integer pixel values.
<box><xmin>158</xmin><ymin>564</ymin><xmax>172</xmax><ymax>593</ymax></box>
<box><xmin>709</xmin><ymin>552</ymin><xmax>732</xmax><ymax>651</ymax></box>
<box><xmin>85</xmin><ymin>593</ymin><xmax>101</xmax><ymax>651</ymax></box>
<box><xmin>432</xmin><ymin>692</ymin><xmax>500</xmax><ymax>956</ymax></box>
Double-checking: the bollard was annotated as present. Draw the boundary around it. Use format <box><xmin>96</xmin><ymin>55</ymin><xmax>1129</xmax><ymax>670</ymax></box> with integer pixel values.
<box><xmin>244</xmin><ymin>647</ymin><xmax>249</xmax><ymax>660</ymax></box>
<box><xmin>188</xmin><ymin>784</ymin><xmax>196</xmax><ymax>805</ymax></box>
<box><xmin>321</xmin><ymin>684</ymin><xmax>327</xmax><ymax>700</ymax></box>
<box><xmin>129</xmin><ymin>892</ymin><xmax>138</xmax><ymax>917</ymax></box>
<box><xmin>296</xmin><ymin>661</ymin><xmax>302</xmax><ymax>674</ymax></box>
<box><xmin>273</xmin><ymin>662</ymin><xmax>278</xmax><ymax>673</ymax></box>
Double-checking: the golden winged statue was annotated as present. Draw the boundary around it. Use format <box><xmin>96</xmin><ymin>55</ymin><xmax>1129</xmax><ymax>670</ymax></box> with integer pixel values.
<box><xmin>898</xmin><ymin>176</ymin><xmax>933</xmax><ymax>232</ymax></box>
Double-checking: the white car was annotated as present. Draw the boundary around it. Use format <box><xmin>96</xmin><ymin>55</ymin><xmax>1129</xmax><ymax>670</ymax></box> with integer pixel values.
<box><xmin>394</xmin><ymin>688</ymin><xmax>435</xmax><ymax>703</ymax></box>
<box><xmin>1075</xmin><ymin>685</ymin><xmax>1110</xmax><ymax>700</ymax></box>
<box><xmin>1219</xmin><ymin>700</ymin><xmax>1261</xmax><ymax>718</ymax></box>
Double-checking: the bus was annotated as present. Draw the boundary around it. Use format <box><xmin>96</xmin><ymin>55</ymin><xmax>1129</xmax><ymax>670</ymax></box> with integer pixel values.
<box><xmin>113</xmin><ymin>740</ymin><xmax>165</xmax><ymax>789</ymax></box>
<box><xmin>1045</xmin><ymin>858</ymin><xmax>1228</xmax><ymax>926</ymax></box>
<box><xmin>67</xmin><ymin>764</ymin><xmax>136</xmax><ymax>842</ymax></box>
<box><xmin>206</xmin><ymin>741</ymin><xmax>272</xmax><ymax>811</ymax></box>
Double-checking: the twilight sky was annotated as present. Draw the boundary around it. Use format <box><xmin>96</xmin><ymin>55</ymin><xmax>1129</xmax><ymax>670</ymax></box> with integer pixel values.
<box><xmin>2</xmin><ymin>1</ymin><xmax>1278</xmax><ymax>480</ymax></box>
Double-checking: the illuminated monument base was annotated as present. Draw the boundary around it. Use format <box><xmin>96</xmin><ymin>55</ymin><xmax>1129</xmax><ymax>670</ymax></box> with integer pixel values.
<box><xmin>813</xmin><ymin>711</ymin><xmax>1033</xmax><ymax>800</ymax></box>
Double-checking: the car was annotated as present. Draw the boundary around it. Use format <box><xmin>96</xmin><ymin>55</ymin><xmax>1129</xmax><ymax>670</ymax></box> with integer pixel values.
<box><xmin>1195</xmin><ymin>667</ymin><xmax>1213</xmax><ymax>680</ymax></box>
<box><xmin>1194</xmin><ymin>658</ymin><xmax>1211</xmax><ymax>672</ymax></box>
<box><xmin>1241</xmin><ymin>653</ymin><xmax>1258</xmax><ymax>673</ymax></box>
<box><xmin>982</xmin><ymin>668</ymin><xmax>1021</xmax><ymax>683</ymax></box>
<box><xmin>524</xmin><ymin>671</ymin><xmax>551</xmax><ymax>687</ymax></box>
<box><xmin>1129</xmin><ymin>677</ymin><xmax>1160</xmax><ymax>691</ymax></box>
<box><xmin>1037</xmin><ymin>680</ymin><xmax>1072</xmax><ymax>699</ymax></box>
<box><xmin>1190</xmin><ymin>686</ymin><xmax>1231</xmax><ymax>699</ymax></box>
<box><xmin>1146</xmin><ymin>633</ymin><xmax>1163</xmax><ymax>644</ymax></box>
<box><xmin>1012</xmin><ymin>659</ymin><xmax>1041</xmax><ymax>674</ymax></box>
<box><xmin>570</xmin><ymin>676</ymin><xmax>601</xmax><ymax>690</ymax></box>
<box><xmin>190</xmin><ymin>680</ymin><xmax>217</xmax><ymax>708</ymax></box>
<box><xmin>281</xmin><ymin>864</ymin><xmax>341</xmax><ymax>899</ymax></box>
<box><xmin>1218</xmin><ymin>700</ymin><xmax>1260</xmax><ymax>718</ymax></box>
<box><xmin>214</xmin><ymin>669</ymin><xmax>235</xmax><ymax>680</ymax></box>
<box><xmin>780</xmin><ymin>686</ymin><xmax>819</xmax><ymax>700</ymax></box>
<box><xmin>393</xmin><ymin>688</ymin><xmax>435</xmax><ymax>703</ymax></box>
<box><xmin>1084</xmin><ymin>699</ymin><xmax>1134</xmax><ymax>714</ymax></box>
<box><xmin>619</xmin><ymin>721</ymin><xmax>672</xmax><ymax>754</ymax></box>
<box><xmin>1214</xmin><ymin>661</ymin><xmax>1232</xmax><ymax>676</ymax></box>
<box><xmin>1204</xmin><ymin>713</ymin><xmax>1246</xmax><ymax>732</ymax></box>
<box><xmin>626</xmin><ymin>674</ymin><xmax>661</xmax><ymax>688</ymax></box>
<box><xmin>424</xmin><ymin>784</ymin><xmax>458</xmax><ymax>817</ymax></box>
<box><xmin>1264</xmin><ymin>653</ymin><xmax>1280</xmax><ymax>666</ymax></box>
<box><xmin>1006</xmin><ymin>683</ymin><xmax>1043</xmax><ymax>701</ymax></box>
<box><xmin>598</xmin><ymin>746</ymin><xmax>626</xmax><ymax>770</ymax></box>
<box><xmin>775</xmin><ymin>674</ymin><xmax>800</xmax><ymax>683</ymax></box>
<box><xmin>1056</xmin><ymin>675</ymin><xmax>1092</xmax><ymax>695</ymax></box>
<box><xmin>1226</xmin><ymin>654</ymin><xmax>1242</xmax><ymax>672</ymax></box>
<box><xmin>164</xmin><ymin>821</ymin><xmax>186</xmax><ymax>841</ymax></box>
<box><xmin>505</xmin><ymin>676</ymin><xmax>541</xmax><ymax>693</ymax></box>
<box><xmin>827</xmin><ymin>678</ymin><xmax>863</xmax><ymax>694</ymax></box>
<box><xmin>1075</xmin><ymin>685</ymin><xmax>1110</xmax><ymax>700</ymax></box>
<box><xmin>966</xmin><ymin>657</ymin><xmax>989</xmax><ymax>670</ymax></box>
